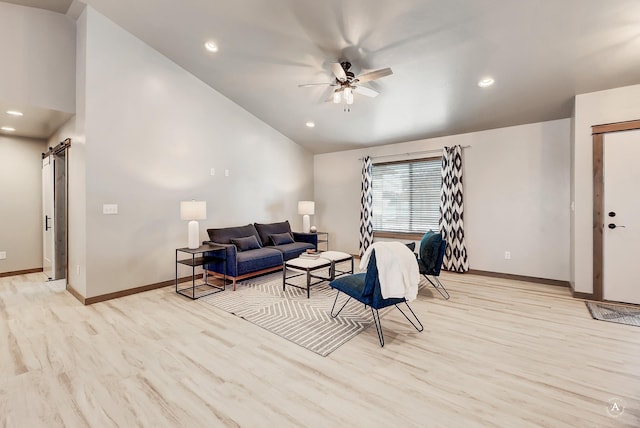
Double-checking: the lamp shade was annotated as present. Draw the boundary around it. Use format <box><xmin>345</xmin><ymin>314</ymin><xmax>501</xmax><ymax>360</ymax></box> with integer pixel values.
<box><xmin>298</xmin><ymin>201</ymin><xmax>315</xmax><ymax>215</ymax></box>
<box><xmin>180</xmin><ymin>200</ymin><xmax>207</xmax><ymax>220</ymax></box>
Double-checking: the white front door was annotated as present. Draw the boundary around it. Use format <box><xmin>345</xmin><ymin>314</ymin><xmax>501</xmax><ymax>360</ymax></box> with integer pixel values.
<box><xmin>42</xmin><ymin>156</ymin><xmax>54</xmax><ymax>279</ymax></box>
<box><xmin>603</xmin><ymin>129</ymin><xmax>640</xmax><ymax>304</ymax></box>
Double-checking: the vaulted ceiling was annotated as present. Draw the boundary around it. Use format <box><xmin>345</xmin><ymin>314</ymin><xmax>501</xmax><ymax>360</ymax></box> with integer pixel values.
<box><xmin>5</xmin><ymin>0</ymin><xmax>640</xmax><ymax>153</ymax></box>
<box><xmin>2</xmin><ymin>0</ymin><xmax>72</xmax><ymax>14</ymax></box>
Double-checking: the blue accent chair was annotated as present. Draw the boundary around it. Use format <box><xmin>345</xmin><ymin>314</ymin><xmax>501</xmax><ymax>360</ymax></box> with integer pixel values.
<box><xmin>329</xmin><ymin>250</ymin><xmax>423</xmax><ymax>347</ymax></box>
<box><xmin>416</xmin><ymin>231</ymin><xmax>450</xmax><ymax>300</ymax></box>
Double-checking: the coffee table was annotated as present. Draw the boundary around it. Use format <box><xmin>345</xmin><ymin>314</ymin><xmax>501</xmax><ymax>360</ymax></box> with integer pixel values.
<box><xmin>283</xmin><ymin>251</ymin><xmax>354</xmax><ymax>298</ymax></box>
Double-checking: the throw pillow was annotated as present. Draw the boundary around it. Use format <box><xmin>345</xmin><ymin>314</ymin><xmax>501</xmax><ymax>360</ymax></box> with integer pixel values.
<box><xmin>254</xmin><ymin>221</ymin><xmax>292</xmax><ymax>247</ymax></box>
<box><xmin>419</xmin><ymin>230</ymin><xmax>434</xmax><ymax>258</ymax></box>
<box><xmin>231</xmin><ymin>235</ymin><xmax>262</xmax><ymax>251</ymax></box>
<box><xmin>419</xmin><ymin>230</ymin><xmax>442</xmax><ymax>273</ymax></box>
<box><xmin>270</xmin><ymin>232</ymin><xmax>295</xmax><ymax>246</ymax></box>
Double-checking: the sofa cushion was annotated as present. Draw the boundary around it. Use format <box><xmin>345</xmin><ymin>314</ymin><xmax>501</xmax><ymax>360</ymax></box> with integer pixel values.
<box><xmin>270</xmin><ymin>241</ymin><xmax>315</xmax><ymax>261</ymax></box>
<box><xmin>236</xmin><ymin>248</ymin><xmax>283</xmax><ymax>275</ymax></box>
<box><xmin>270</xmin><ymin>232</ymin><xmax>294</xmax><ymax>246</ymax></box>
<box><xmin>254</xmin><ymin>221</ymin><xmax>292</xmax><ymax>247</ymax></box>
<box><xmin>231</xmin><ymin>235</ymin><xmax>262</xmax><ymax>251</ymax></box>
<box><xmin>207</xmin><ymin>224</ymin><xmax>260</xmax><ymax>245</ymax></box>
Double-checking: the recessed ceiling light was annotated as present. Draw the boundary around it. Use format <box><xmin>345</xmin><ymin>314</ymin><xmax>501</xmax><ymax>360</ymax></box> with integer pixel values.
<box><xmin>6</xmin><ymin>110</ymin><xmax>23</xmax><ymax>116</ymax></box>
<box><xmin>305</xmin><ymin>121</ymin><xmax>315</xmax><ymax>128</ymax></box>
<box><xmin>204</xmin><ymin>41</ymin><xmax>218</xmax><ymax>53</ymax></box>
<box><xmin>1</xmin><ymin>126</ymin><xmax>16</xmax><ymax>132</ymax></box>
<box><xmin>478</xmin><ymin>77</ymin><xmax>495</xmax><ymax>88</ymax></box>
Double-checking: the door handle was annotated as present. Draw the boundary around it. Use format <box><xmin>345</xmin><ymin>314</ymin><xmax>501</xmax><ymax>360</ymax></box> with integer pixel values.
<box><xmin>45</xmin><ymin>215</ymin><xmax>51</xmax><ymax>231</ymax></box>
<box><xmin>608</xmin><ymin>223</ymin><xmax>626</xmax><ymax>229</ymax></box>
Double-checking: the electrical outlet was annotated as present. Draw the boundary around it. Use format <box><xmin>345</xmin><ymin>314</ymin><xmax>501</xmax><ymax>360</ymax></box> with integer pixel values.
<box><xmin>103</xmin><ymin>204</ymin><xmax>118</xmax><ymax>215</ymax></box>
<box><xmin>0</xmin><ymin>251</ymin><xmax>6</xmax><ymax>260</ymax></box>
<box><xmin>504</xmin><ymin>251</ymin><xmax>511</xmax><ymax>260</ymax></box>
<box><xmin>76</xmin><ymin>265</ymin><xmax>80</xmax><ymax>275</ymax></box>
<box><xmin>210</xmin><ymin>168</ymin><xmax>215</xmax><ymax>176</ymax></box>
<box><xmin>224</xmin><ymin>169</ymin><xmax>229</xmax><ymax>177</ymax></box>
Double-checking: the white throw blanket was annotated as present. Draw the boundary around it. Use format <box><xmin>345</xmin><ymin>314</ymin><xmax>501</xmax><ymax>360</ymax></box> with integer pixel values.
<box><xmin>359</xmin><ymin>242</ymin><xmax>420</xmax><ymax>301</ymax></box>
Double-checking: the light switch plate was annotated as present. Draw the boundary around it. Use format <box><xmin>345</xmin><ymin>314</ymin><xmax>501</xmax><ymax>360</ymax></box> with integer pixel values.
<box><xmin>0</xmin><ymin>251</ymin><xmax>6</xmax><ymax>260</ymax></box>
<box><xmin>103</xmin><ymin>204</ymin><xmax>118</xmax><ymax>215</ymax></box>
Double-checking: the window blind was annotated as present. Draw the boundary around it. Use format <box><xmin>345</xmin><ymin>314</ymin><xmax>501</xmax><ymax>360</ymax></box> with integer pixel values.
<box><xmin>372</xmin><ymin>157</ymin><xmax>441</xmax><ymax>233</ymax></box>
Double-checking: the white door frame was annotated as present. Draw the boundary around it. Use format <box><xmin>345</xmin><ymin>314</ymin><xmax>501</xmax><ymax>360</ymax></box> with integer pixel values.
<box><xmin>592</xmin><ymin>119</ymin><xmax>640</xmax><ymax>301</ymax></box>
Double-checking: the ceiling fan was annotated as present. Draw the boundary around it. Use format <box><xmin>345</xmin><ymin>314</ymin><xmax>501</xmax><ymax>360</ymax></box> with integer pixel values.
<box><xmin>299</xmin><ymin>61</ymin><xmax>393</xmax><ymax>111</ymax></box>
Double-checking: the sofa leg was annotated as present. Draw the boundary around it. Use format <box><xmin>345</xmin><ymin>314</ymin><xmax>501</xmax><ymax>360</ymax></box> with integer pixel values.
<box><xmin>233</xmin><ymin>278</ymin><xmax>237</xmax><ymax>291</ymax></box>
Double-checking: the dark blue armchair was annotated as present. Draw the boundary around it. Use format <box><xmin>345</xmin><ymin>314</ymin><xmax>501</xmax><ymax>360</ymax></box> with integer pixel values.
<box><xmin>417</xmin><ymin>231</ymin><xmax>449</xmax><ymax>300</ymax></box>
<box><xmin>329</xmin><ymin>250</ymin><xmax>423</xmax><ymax>347</ymax></box>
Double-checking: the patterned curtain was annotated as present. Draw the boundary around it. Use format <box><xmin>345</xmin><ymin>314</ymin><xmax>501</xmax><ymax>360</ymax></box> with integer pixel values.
<box><xmin>440</xmin><ymin>145</ymin><xmax>469</xmax><ymax>272</ymax></box>
<box><xmin>359</xmin><ymin>156</ymin><xmax>374</xmax><ymax>256</ymax></box>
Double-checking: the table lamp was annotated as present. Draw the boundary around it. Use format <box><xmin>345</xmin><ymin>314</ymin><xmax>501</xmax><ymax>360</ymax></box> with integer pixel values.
<box><xmin>180</xmin><ymin>200</ymin><xmax>207</xmax><ymax>249</ymax></box>
<box><xmin>298</xmin><ymin>200</ymin><xmax>315</xmax><ymax>233</ymax></box>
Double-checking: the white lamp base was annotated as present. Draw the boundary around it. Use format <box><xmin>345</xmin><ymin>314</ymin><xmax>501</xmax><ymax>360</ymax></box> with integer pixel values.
<box><xmin>188</xmin><ymin>220</ymin><xmax>200</xmax><ymax>249</ymax></box>
<box><xmin>302</xmin><ymin>214</ymin><xmax>310</xmax><ymax>233</ymax></box>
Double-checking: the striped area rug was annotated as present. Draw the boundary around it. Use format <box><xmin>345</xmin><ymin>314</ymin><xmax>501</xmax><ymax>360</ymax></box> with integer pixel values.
<box><xmin>199</xmin><ymin>263</ymin><xmax>384</xmax><ymax>356</ymax></box>
<box><xmin>586</xmin><ymin>301</ymin><xmax>640</xmax><ymax>327</ymax></box>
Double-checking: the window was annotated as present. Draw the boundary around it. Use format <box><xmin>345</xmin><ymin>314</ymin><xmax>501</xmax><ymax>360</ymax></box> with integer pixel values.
<box><xmin>372</xmin><ymin>157</ymin><xmax>441</xmax><ymax>235</ymax></box>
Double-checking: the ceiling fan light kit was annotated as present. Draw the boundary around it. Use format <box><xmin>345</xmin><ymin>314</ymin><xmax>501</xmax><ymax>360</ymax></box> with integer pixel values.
<box><xmin>344</xmin><ymin>87</ymin><xmax>354</xmax><ymax>104</ymax></box>
<box><xmin>333</xmin><ymin>90</ymin><xmax>341</xmax><ymax>104</ymax></box>
<box><xmin>301</xmin><ymin>60</ymin><xmax>393</xmax><ymax>112</ymax></box>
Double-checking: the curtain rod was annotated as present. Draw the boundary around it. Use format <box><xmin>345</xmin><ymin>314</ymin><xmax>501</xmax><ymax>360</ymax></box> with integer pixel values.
<box><xmin>358</xmin><ymin>145</ymin><xmax>471</xmax><ymax>161</ymax></box>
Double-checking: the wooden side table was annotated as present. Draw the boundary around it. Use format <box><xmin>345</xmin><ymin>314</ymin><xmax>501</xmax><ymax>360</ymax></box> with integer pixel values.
<box><xmin>175</xmin><ymin>243</ymin><xmax>226</xmax><ymax>299</ymax></box>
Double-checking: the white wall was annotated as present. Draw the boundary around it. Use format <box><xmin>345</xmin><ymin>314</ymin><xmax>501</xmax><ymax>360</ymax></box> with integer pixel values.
<box><xmin>315</xmin><ymin>119</ymin><xmax>570</xmax><ymax>281</ymax></box>
<box><xmin>0</xmin><ymin>2</ymin><xmax>75</xmax><ymax>113</ymax></box>
<box><xmin>76</xmin><ymin>8</ymin><xmax>313</xmax><ymax>298</ymax></box>
<box><xmin>572</xmin><ymin>84</ymin><xmax>640</xmax><ymax>294</ymax></box>
<box><xmin>47</xmin><ymin>10</ymin><xmax>89</xmax><ymax>296</ymax></box>
<box><xmin>0</xmin><ymin>136</ymin><xmax>48</xmax><ymax>274</ymax></box>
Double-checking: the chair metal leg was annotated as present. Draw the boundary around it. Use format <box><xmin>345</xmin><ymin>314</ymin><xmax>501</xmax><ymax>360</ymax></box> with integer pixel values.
<box><xmin>424</xmin><ymin>275</ymin><xmax>450</xmax><ymax>300</ymax></box>
<box><xmin>330</xmin><ymin>291</ymin><xmax>351</xmax><ymax>318</ymax></box>
<box><xmin>371</xmin><ymin>308</ymin><xmax>384</xmax><ymax>347</ymax></box>
<box><xmin>333</xmin><ymin>295</ymin><xmax>421</xmax><ymax>348</ymax></box>
<box><xmin>395</xmin><ymin>302</ymin><xmax>424</xmax><ymax>332</ymax></box>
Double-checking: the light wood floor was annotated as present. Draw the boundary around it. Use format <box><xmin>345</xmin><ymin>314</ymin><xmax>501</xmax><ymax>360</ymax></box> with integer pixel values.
<box><xmin>1</xmin><ymin>271</ymin><xmax>638</xmax><ymax>427</ymax></box>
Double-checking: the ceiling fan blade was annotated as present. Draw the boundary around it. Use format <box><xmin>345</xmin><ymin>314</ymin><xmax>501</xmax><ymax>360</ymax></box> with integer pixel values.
<box><xmin>355</xmin><ymin>67</ymin><xmax>393</xmax><ymax>83</ymax></box>
<box><xmin>354</xmin><ymin>85</ymin><xmax>379</xmax><ymax>98</ymax></box>
<box><xmin>298</xmin><ymin>82</ymin><xmax>334</xmax><ymax>87</ymax></box>
<box><xmin>331</xmin><ymin>62</ymin><xmax>347</xmax><ymax>82</ymax></box>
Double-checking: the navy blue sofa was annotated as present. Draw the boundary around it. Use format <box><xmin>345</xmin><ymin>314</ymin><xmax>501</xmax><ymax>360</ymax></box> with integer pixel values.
<box><xmin>204</xmin><ymin>221</ymin><xmax>317</xmax><ymax>290</ymax></box>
